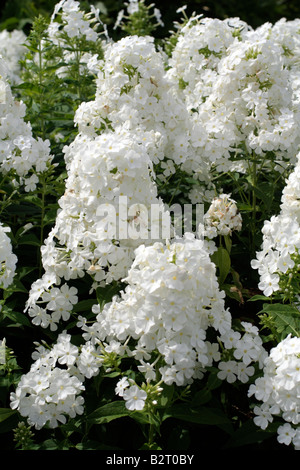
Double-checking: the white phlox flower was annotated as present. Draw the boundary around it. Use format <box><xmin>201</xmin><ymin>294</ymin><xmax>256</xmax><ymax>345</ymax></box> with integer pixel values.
<box><xmin>248</xmin><ymin>334</ymin><xmax>300</xmax><ymax>449</ymax></box>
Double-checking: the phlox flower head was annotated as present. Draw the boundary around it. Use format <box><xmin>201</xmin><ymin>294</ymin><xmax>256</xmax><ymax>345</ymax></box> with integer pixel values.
<box><xmin>248</xmin><ymin>334</ymin><xmax>300</xmax><ymax>449</ymax></box>
<box><xmin>0</xmin><ymin>223</ymin><xmax>17</xmax><ymax>289</ymax></box>
<box><xmin>0</xmin><ymin>56</ymin><xmax>53</xmax><ymax>187</ymax></box>
<box><xmin>77</xmin><ymin>234</ymin><xmax>264</xmax><ymax>395</ymax></box>
<box><xmin>0</xmin><ymin>29</ymin><xmax>27</xmax><ymax>84</ymax></box>
<box><xmin>252</xmin><ymin>151</ymin><xmax>300</xmax><ymax>299</ymax></box>
<box><xmin>203</xmin><ymin>193</ymin><xmax>242</xmax><ymax>237</ymax></box>
<box><xmin>10</xmin><ymin>331</ymin><xmax>85</xmax><ymax>430</ymax></box>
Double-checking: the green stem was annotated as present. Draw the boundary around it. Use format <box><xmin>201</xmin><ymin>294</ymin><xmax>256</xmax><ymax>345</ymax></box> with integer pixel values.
<box><xmin>38</xmin><ymin>37</ymin><xmax>45</xmax><ymax>140</ymax></box>
<box><xmin>38</xmin><ymin>177</ymin><xmax>46</xmax><ymax>277</ymax></box>
<box><xmin>148</xmin><ymin>422</ymin><xmax>155</xmax><ymax>447</ymax></box>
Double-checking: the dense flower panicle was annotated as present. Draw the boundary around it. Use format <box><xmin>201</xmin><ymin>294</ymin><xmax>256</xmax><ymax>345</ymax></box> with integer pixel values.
<box><xmin>167</xmin><ymin>16</ymin><xmax>250</xmax><ymax>112</ymax></box>
<box><xmin>10</xmin><ymin>332</ymin><xmax>85</xmax><ymax>430</ymax></box>
<box><xmin>0</xmin><ymin>223</ymin><xmax>17</xmax><ymax>289</ymax></box>
<box><xmin>248</xmin><ymin>334</ymin><xmax>300</xmax><ymax>449</ymax></box>
<box><xmin>74</xmin><ymin>33</ymin><xmax>211</xmax><ymax>178</ymax></box>
<box><xmin>167</xmin><ymin>15</ymin><xmax>300</xmax><ymax>174</ymax></box>
<box><xmin>25</xmin><ymin>127</ymin><xmax>173</xmax><ymax>329</ymax></box>
<box><xmin>0</xmin><ymin>56</ymin><xmax>53</xmax><ymax>188</ymax></box>
<box><xmin>49</xmin><ymin>0</ymin><xmax>101</xmax><ymax>43</ymax></box>
<box><xmin>47</xmin><ymin>0</ymin><xmax>105</xmax><ymax>80</ymax></box>
<box><xmin>13</xmin><ymin>7</ymin><xmax>300</xmax><ymax>438</ymax></box>
<box><xmin>0</xmin><ymin>29</ymin><xmax>27</xmax><ymax>84</ymax></box>
<box><xmin>77</xmin><ymin>235</ymin><xmax>266</xmax><ymax>398</ymax></box>
<box><xmin>203</xmin><ymin>193</ymin><xmax>242</xmax><ymax>238</ymax></box>
<box><xmin>251</xmin><ymin>152</ymin><xmax>300</xmax><ymax>298</ymax></box>
<box><xmin>27</xmin><ymin>282</ymin><xmax>79</xmax><ymax>331</ymax></box>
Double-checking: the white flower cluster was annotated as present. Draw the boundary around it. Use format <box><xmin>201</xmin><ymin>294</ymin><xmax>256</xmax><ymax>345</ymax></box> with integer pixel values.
<box><xmin>31</xmin><ymin>19</ymin><xmax>300</xmax><ymax>326</ymax></box>
<box><xmin>24</xmin><ymin>127</ymin><xmax>171</xmax><ymax>326</ymax></box>
<box><xmin>0</xmin><ymin>57</ymin><xmax>53</xmax><ymax>189</ymax></box>
<box><xmin>78</xmin><ymin>235</ymin><xmax>265</xmax><ymax>393</ymax></box>
<box><xmin>114</xmin><ymin>0</ymin><xmax>164</xmax><ymax>31</ymax></box>
<box><xmin>74</xmin><ymin>33</ymin><xmax>213</xmax><ymax>180</ymax></box>
<box><xmin>14</xmin><ymin>9</ymin><xmax>286</xmax><ymax>428</ymax></box>
<box><xmin>167</xmin><ymin>15</ymin><xmax>300</xmax><ymax>173</ymax></box>
<box><xmin>25</xmin><ymin>34</ymin><xmax>189</xmax><ymax>329</ymax></box>
<box><xmin>251</xmin><ymin>151</ymin><xmax>300</xmax><ymax>298</ymax></box>
<box><xmin>217</xmin><ymin>322</ymin><xmax>267</xmax><ymax>384</ymax></box>
<box><xmin>48</xmin><ymin>0</ymin><xmax>101</xmax><ymax>42</ymax></box>
<box><xmin>167</xmin><ymin>16</ymin><xmax>250</xmax><ymax>112</ymax></box>
<box><xmin>10</xmin><ymin>332</ymin><xmax>86</xmax><ymax>430</ymax></box>
<box><xmin>257</xmin><ymin>19</ymin><xmax>300</xmax><ymax>105</ymax></box>
<box><xmin>0</xmin><ymin>29</ymin><xmax>27</xmax><ymax>85</ymax></box>
<box><xmin>203</xmin><ymin>193</ymin><xmax>242</xmax><ymax>238</ymax></box>
<box><xmin>248</xmin><ymin>334</ymin><xmax>300</xmax><ymax>449</ymax></box>
<box><xmin>47</xmin><ymin>0</ymin><xmax>105</xmax><ymax>79</ymax></box>
<box><xmin>26</xmin><ymin>283</ymin><xmax>78</xmax><ymax>331</ymax></box>
<box><xmin>0</xmin><ymin>222</ymin><xmax>17</xmax><ymax>289</ymax></box>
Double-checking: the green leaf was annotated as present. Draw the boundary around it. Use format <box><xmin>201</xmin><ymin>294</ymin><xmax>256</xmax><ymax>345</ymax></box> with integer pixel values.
<box><xmin>162</xmin><ymin>404</ymin><xmax>231</xmax><ymax>427</ymax></box>
<box><xmin>260</xmin><ymin>303</ymin><xmax>300</xmax><ymax>339</ymax></box>
<box><xmin>254</xmin><ymin>182</ymin><xmax>274</xmax><ymax>211</ymax></box>
<box><xmin>39</xmin><ymin>439</ymin><xmax>69</xmax><ymax>450</ymax></box>
<box><xmin>211</xmin><ymin>246</ymin><xmax>231</xmax><ymax>286</ymax></box>
<box><xmin>17</xmin><ymin>233</ymin><xmax>41</xmax><ymax>247</ymax></box>
<box><xmin>2</xmin><ymin>308</ymin><xmax>32</xmax><ymax>327</ymax></box>
<box><xmin>0</xmin><ymin>408</ymin><xmax>17</xmax><ymax>423</ymax></box>
<box><xmin>0</xmin><ymin>410</ymin><xmax>19</xmax><ymax>433</ymax></box>
<box><xmin>238</xmin><ymin>203</ymin><xmax>254</xmax><ymax>212</ymax></box>
<box><xmin>224</xmin><ymin>235</ymin><xmax>232</xmax><ymax>254</ymax></box>
<box><xmin>72</xmin><ymin>299</ymin><xmax>98</xmax><ymax>313</ymax></box>
<box><xmin>191</xmin><ymin>389</ymin><xmax>212</xmax><ymax>405</ymax></box>
<box><xmin>248</xmin><ymin>295</ymin><xmax>270</xmax><ymax>302</ymax></box>
<box><xmin>4</xmin><ymin>279</ymin><xmax>28</xmax><ymax>297</ymax></box>
<box><xmin>157</xmin><ymin>384</ymin><xmax>174</xmax><ymax>408</ymax></box>
<box><xmin>87</xmin><ymin>401</ymin><xmax>130</xmax><ymax>424</ymax></box>
<box><xmin>206</xmin><ymin>369</ymin><xmax>223</xmax><ymax>390</ymax></box>
<box><xmin>76</xmin><ymin>441</ymin><xmax>122</xmax><ymax>450</ymax></box>
<box><xmin>16</xmin><ymin>266</ymin><xmax>37</xmax><ymax>280</ymax></box>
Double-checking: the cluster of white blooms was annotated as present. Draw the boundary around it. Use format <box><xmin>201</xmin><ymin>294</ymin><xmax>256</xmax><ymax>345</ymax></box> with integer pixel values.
<box><xmin>24</xmin><ymin>126</ymin><xmax>172</xmax><ymax>329</ymax></box>
<box><xmin>251</xmin><ymin>151</ymin><xmax>300</xmax><ymax>298</ymax></box>
<box><xmin>48</xmin><ymin>0</ymin><xmax>101</xmax><ymax>42</ymax></box>
<box><xmin>75</xmin><ymin>33</ymin><xmax>212</xmax><ymax>179</ymax></box>
<box><xmin>0</xmin><ymin>223</ymin><xmax>17</xmax><ymax>289</ymax></box>
<box><xmin>10</xmin><ymin>332</ymin><xmax>86</xmax><ymax>430</ymax></box>
<box><xmin>47</xmin><ymin>0</ymin><xmax>105</xmax><ymax>80</ymax></box>
<box><xmin>167</xmin><ymin>16</ymin><xmax>250</xmax><ymax>112</ymax></box>
<box><xmin>167</xmin><ymin>15</ymin><xmax>300</xmax><ymax>174</ymax></box>
<box><xmin>248</xmin><ymin>334</ymin><xmax>300</xmax><ymax>449</ymax></box>
<box><xmin>31</xmin><ymin>19</ymin><xmax>300</xmax><ymax>330</ymax></box>
<box><xmin>0</xmin><ymin>29</ymin><xmax>27</xmax><ymax>85</ymax></box>
<box><xmin>0</xmin><ymin>57</ymin><xmax>53</xmax><ymax>189</ymax></box>
<box><xmin>217</xmin><ymin>321</ymin><xmax>267</xmax><ymax>384</ymax></box>
<box><xmin>113</xmin><ymin>0</ymin><xmax>164</xmax><ymax>32</ymax></box>
<box><xmin>203</xmin><ymin>193</ymin><xmax>242</xmax><ymax>238</ymax></box>
<box><xmin>77</xmin><ymin>235</ymin><xmax>266</xmax><ymax>399</ymax></box>
<box><xmin>25</xmin><ymin>34</ymin><xmax>198</xmax><ymax>329</ymax></box>
<box><xmin>255</xmin><ymin>19</ymin><xmax>300</xmax><ymax>105</ymax></box>
<box><xmin>26</xmin><ymin>282</ymin><xmax>78</xmax><ymax>331</ymax></box>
